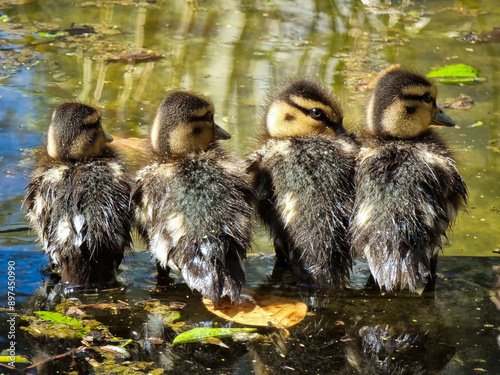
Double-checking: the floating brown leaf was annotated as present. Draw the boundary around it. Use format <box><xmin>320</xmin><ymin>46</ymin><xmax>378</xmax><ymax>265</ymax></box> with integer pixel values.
<box><xmin>440</xmin><ymin>94</ymin><xmax>474</xmax><ymax>110</ymax></box>
<box><xmin>203</xmin><ymin>293</ymin><xmax>307</xmax><ymax>328</ymax></box>
<box><xmin>110</xmin><ymin>136</ymin><xmax>149</xmax><ymax>155</ymax></box>
<box><xmin>109</xmin><ymin>136</ymin><xmax>149</xmax><ymax>170</ymax></box>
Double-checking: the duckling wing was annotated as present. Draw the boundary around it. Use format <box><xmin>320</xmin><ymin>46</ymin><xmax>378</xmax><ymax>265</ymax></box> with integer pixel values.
<box><xmin>351</xmin><ymin>139</ymin><xmax>467</xmax><ymax>292</ymax></box>
<box><xmin>134</xmin><ymin>151</ymin><xmax>253</xmax><ymax>302</ymax></box>
<box><xmin>252</xmin><ymin>136</ymin><xmax>357</xmax><ymax>287</ymax></box>
<box><xmin>24</xmin><ymin>160</ymin><xmax>132</xmax><ymax>284</ymax></box>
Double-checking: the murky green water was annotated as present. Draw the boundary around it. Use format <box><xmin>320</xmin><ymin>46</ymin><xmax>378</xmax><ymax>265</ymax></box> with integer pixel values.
<box><xmin>0</xmin><ymin>0</ymin><xmax>499</xmax><ymax>373</ymax></box>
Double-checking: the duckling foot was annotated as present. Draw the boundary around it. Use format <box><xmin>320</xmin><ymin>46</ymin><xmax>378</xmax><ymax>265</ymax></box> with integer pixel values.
<box><xmin>268</xmin><ymin>261</ymin><xmax>300</xmax><ymax>285</ymax></box>
<box><xmin>156</xmin><ymin>263</ymin><xmax>174</xmax><ymax>286</ymax></box>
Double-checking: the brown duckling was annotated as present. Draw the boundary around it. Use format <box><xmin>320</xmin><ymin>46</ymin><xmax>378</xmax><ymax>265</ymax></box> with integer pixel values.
<box><xmin>132</xmin><ymin>91</ymin><xmax>253</xmax><ymax>303</ymax></box>
<box><xmin>23</xmin><ymin>102</ymin><xmax>132</xmax><ymax>285</ymax></box>
<box><xmin>249</xmin><ymin>78</ymin><xmax>359</xmax><ymax>287</ymax></box>
<box><xmin>350</xmin><ymin>66</ymin><xmax>467</xmax><ymax>292</ymax></box>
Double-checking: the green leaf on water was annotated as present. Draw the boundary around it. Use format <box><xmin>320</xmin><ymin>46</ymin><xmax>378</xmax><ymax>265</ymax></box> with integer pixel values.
<box><xmin>34</xmin><ymin>311</ymin><xmax>87</xmax><ymax>331</ymax></box>
<box><xmin>172</xmin><ymin>327</ymin><xmax>257</xmax><ymax>345</ymax></box>
<box><xmin>164</xmin><ymin>310</ymin><xmax>181</xmax><ymax>324</ymax></box>
<box><xmin>0</xmin><ymin>354</ymin><xmax>31</xmax><ymax>364</ymax></box>
<box><xmin>426</xmin><ymin>64</ymin><xmax>484</xmax><ymax>84</ymax></box>
<box><xmin>37</xmin><ymin>31</ymin><xmax>65</xmax><ymax>38</ymax></box>
<box><xmin>470</xmin><ymin>121</ymin><xmax>483</xmax><ymax>128</ymax></box>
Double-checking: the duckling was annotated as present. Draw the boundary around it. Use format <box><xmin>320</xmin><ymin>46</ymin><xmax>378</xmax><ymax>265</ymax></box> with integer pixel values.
<box><xmin>132</xmin><ymin>91</ymin><xmax>253</xmax><ymax>303</ymax></box>
<box><xmin>248</xmin><ymin>78</ymin><xmax>359</xmax><ymax>287</ymax></box>
<box><xmin>23</xmin><ymin>102</ymin><xmax>132</xmax><ymax>285</ymax></box>
<box><xmin>350</xmin><ymin>66</ymin><xmax>467</xmax><ymax>292</ymax></box>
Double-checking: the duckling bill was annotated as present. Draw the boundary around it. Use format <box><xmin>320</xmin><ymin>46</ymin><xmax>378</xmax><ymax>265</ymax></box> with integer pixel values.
<box><xmin>249</xmin><ymin>78</ymin><xmax>359</xmax><ymax>287</ymax></box>
<box><xmin>350</xmin><ymin>66</ymin><xmax>467</xmax><ymax>292</ymax></box>
<box><xmin>132</xmin><ymin>91</ymin><xmax>253</xmax><ymax>303</ymax></box>
<box><xmin>24</xmin><ymin>102</ymin><xmax>132</xmax><ymax>285</ymax></box>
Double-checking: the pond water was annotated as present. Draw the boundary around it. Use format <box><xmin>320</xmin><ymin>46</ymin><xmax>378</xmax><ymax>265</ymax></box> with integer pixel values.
<box><xmin>0</xmin><ymin>0</ymin><xmax>499</xmax><ymax>373</ymax></box>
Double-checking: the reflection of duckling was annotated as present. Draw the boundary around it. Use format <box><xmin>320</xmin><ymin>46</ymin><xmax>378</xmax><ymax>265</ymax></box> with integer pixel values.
<box><xmin>132</xmin><ymin>91</ymin><xmax>253</xmax><ymax>303</ymax></box>
<box><xmin>24</xmin><ymin>102</ymin><xmax>132</xmax><ymax>285</ymax></box>
<box><xmin>249</xmin><ymin>78</ymin><xmax>358</xmax><ymax>287</ymax></box>
<box><xmin>350</xmin><ymin>66</ymin><xmax>467</xmax><ymax>292</ymax></box>
<box><xmin>346</xmin><ymin>324</ymin><xmax>455</xmax><ymax>374</ymax></box>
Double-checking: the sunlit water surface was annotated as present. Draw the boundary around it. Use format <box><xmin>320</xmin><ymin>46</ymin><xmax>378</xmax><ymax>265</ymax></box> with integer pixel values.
<box><xmin>0</xmin><ymin>0</ymin><xmax>499</xmax><ymax>373</ymax></box>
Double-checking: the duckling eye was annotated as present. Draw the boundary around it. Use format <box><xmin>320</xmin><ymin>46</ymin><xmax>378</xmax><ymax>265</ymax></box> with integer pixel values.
<box><xmin>405</xmin><ymin>106</ymin><xmax>416</xmax><ymax>115</ymax></box>
<box><xmin>193</xmin><ymin>127</ymin><xmax>202</xmax><ymax>135</ymax></box>
<box><xmin>203</xmin><ymin>112</ymin><xmax>213</xmax><ymax>122</ymax></box>
<box><xmin>87</xmin><ymin>133</ymin><xmax>96</xmax><ymax>144</ymax></box>
<box><xmin>309</xmin><ymin>108</ymin><xmax>323</xmax><ymax>119</ymax></box>
<box><xmin>422</xmin><ymin>93</ymin><xmax>432</xmax><ymax>103</ymax></box>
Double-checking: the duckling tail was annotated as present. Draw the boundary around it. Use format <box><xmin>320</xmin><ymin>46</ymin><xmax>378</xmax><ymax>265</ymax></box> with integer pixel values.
<box><xmin>180</xmin><ymin>236</ymin><xmax>245</xmax><ymax>303</ymax></box>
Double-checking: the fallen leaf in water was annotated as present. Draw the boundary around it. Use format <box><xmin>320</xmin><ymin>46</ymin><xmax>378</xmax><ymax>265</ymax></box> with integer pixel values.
<box><xmin>440</xmin><ymin>94</ymin><xmax>474</xmax><ymax>109</ymax></box>
<box><xmin>109</xmin><ymin>136</ymin><xmax>149</xmax><ymax>170</ymax></box>
<box><xmin>94</xmin><ymin>51</ymin><xmax>165</xmax><ymax>63</ymax></box>
<box><xmin>170</xmin><ymin>301</ymin><xmax>187</xmax><ymax>310</ymax></box>
<box><xmin>203</xmin><ymin>293</ymin><xmax>307</xmax><ymax>328</ymax></box>
<box><xmin>427</xmin><ymin>64</ymin><xmax>485</xmax><ymax>84</ymax></box>
<box><xmin>110</xmin><ymin>136</ymin><xmax>148</xmax><ymax>154</ymax></box>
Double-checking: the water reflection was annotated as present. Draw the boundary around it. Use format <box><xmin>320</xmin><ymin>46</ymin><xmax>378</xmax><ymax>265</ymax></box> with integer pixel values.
<box><xmin>1</xmin><ymin>0</ymin><xmax>500</xmax><ymax>373</ymax></box>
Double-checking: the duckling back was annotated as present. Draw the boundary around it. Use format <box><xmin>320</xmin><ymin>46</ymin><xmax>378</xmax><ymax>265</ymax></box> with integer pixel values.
<box><xmin>24</xmin><ymin>102</ymin><xmax>132</xmax><ymax>285</ymax></box>
<box><xmin>250</xmin><ymin>78</ymin><xmax>358</xmax><ymax>287</ymax></box>
<box><xmin>350</xmin><ymin>67</ymin><xmax>467</xmax><ymax>292</ymax></box>
<box><xmin>133</xmin><ymin>92</ymin><xmax>253</xmax><ymax>303</ymax></box>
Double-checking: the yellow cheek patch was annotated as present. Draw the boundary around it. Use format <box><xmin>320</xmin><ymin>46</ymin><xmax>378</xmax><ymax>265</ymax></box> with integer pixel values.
<box><xmin>169</xmin><ymin>122</ymin><xmax>213</xmax><ymax>155</ymax></box>
<box><xmin>266</xmin><ymin>101</ymin><xmax>297</xmax><ymax>138</ymax></box>
<box><xmin>68</xmin><ymin>131</ymin><xmax>105</xmax><ymax>160</ymax></box>
<box><xmin>381</xmin><ymin>100</ymin><xmax>430</xmax><ymax>139</ymax></box>
<box><xmin>266</xmin><ymin>99</ymin><xmax>337</xmax><ymax>138</ymax></box>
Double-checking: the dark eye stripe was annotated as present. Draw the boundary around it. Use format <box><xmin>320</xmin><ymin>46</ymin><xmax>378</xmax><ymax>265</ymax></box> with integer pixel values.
<box><xmin>191</xmin><ymin>112</ymin><xmax>213</xmax><ymax>122</ymax></box>
<box><xmin>401</xmin><ymin>94</ymin><xmax>435</xmax><ymax>102</ymax></box>
<box><xmin>287</xmin><ymin>99</ymin><xmax>344</xmax><ymax>132</ymax></box>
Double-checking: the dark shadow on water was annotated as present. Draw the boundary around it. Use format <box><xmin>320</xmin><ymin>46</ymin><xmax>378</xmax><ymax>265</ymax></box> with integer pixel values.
<box><xmin>1</xmin><ymin>251</ymin><xmax>499</xmax><ymax>374</ymax></box>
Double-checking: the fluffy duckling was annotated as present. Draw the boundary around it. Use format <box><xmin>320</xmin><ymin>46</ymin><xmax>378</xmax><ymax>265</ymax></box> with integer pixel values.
<box><xmin>132</xmin><ymin>91</ymin><xmax>253</xmax><ymax>303</ymax></box>
<box><xmin>24</xmin><ymin>102</ymin><xmax>132</xmax><ymax>285</ymax></box>
<box><xmin>350</xmin><ymin>66</ymin><xmax>467</xmax><ymax>292</ymax></box>
<box><xmin>249</xmin><ymin>78</ymin><xmax>359</xmax><ymax>287</ymax></box>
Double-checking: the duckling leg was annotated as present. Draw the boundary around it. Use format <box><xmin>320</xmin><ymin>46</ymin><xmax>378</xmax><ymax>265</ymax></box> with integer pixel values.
<box><xmin>273</xmin><ymin>237</ymin><xmax>289</xmax><ymax>267</ymax></box>
<box><xmin>156</xmin><ymin>263</ymin><xmax>172</xmax><ymax>286</ymax></box>
<box><xmin>425</xmin><ymin>254</ymin><xmax>439</xmax><ymax>291</ymax></box>
<box><xmin>269</xmin><ymin>237</ymin><xmax>301</xmax><ymax>284</ymax></box>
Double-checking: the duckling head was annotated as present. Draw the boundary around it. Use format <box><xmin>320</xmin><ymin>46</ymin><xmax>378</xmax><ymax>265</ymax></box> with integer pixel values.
<box><xmin>262</xmin><ymin>78</ymin><xmax>345</xmax><ymax>139</ymax></box>
<box><xmin>151</xmin><ymin>91</ymin><xmax>231</xmax><ymax>156</ymax></box>
<box><xmin>366</xmin><ymin>66</ymin><xmax>455</xmax><ymax>139</ymax></box>
<box><xmin>47</xmin><ymin>102</ymin><xmax>113</xmax><ymax>161</ymax></box>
